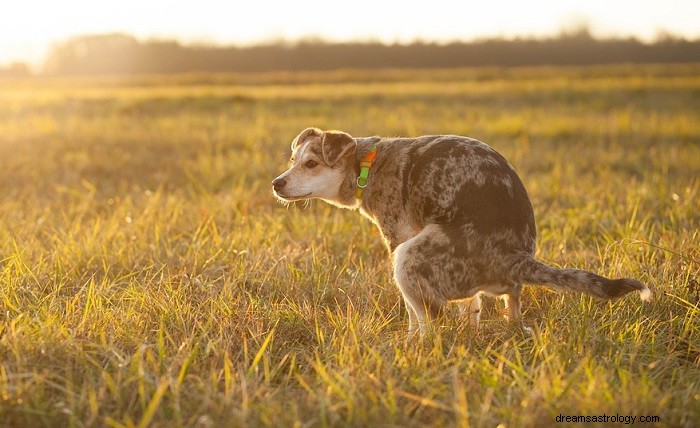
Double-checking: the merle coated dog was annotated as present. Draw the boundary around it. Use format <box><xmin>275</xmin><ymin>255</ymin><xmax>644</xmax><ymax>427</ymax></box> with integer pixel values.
<box><xmin>273</xmin><ymin>128</ymin><xmax>651</xmax><ymax>337</ymax></box>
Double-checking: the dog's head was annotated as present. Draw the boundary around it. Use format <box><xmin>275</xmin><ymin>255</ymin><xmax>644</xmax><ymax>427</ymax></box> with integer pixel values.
<box><xmin>272</xmin><ymin>128</ymin><xmax>357</xmax><ymax>206</ymax></box>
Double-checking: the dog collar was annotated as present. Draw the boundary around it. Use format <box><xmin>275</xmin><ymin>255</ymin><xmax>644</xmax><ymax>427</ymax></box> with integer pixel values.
<box><xmin>355</xmin><ymin>144</ymin><xmax>379</xmax><ymax>200</ymax></box>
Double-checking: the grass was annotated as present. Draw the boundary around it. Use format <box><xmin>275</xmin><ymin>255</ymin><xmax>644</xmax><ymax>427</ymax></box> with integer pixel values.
<box><xmin>0</xmin><ymin>64</ymin><xmax>699</xmax><ymax>427</ymax></box>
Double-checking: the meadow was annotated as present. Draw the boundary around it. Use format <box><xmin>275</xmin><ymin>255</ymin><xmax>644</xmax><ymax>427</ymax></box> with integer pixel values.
<box><xmin>0</xmin><ymin>65</ymin><xmax>698</xmax><ymax>427</ymax></box>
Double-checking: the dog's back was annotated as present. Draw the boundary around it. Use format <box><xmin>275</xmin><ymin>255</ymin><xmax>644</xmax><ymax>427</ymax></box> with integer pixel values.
<box><xmin>359</xmin><ymin>135</ymin><xmax>536</xmax><ymax>257</ymax></box>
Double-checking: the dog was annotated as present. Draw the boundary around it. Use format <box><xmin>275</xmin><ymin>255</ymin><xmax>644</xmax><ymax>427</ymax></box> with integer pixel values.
<box><xmin>272</xmin><ymin>127</ymin><xmax>652</xmax><ymax>338</ymax></box>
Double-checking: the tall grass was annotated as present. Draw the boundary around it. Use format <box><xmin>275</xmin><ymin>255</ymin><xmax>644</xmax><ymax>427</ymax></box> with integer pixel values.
<box><xmin>0</xmin><ymin>65</ymin><xmax>698</xmax><ymax>426</ymax></box>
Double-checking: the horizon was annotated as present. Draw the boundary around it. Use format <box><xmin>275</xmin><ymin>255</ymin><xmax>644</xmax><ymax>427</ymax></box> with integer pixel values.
<box><xmin>2</xmin><ymin>0</ymin><xmax>699</xmax><ymax>67</ymax></box>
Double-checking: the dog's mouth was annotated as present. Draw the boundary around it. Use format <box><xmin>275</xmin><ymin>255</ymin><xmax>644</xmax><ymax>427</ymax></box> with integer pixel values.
<box><xmin>274</xmin><ymin>191</ymin><xmax>312</xmax><ymax>201</ymax></box>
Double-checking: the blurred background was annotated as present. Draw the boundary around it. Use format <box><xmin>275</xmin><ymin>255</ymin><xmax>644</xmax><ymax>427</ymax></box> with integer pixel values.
<box><xmin>1</xmin><ymin>0</ymin><xmax>699</xmax><ymax>76</ymax></box>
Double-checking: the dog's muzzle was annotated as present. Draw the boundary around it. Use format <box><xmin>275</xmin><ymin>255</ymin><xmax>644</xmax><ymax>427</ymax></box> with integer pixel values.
<box><xmin>272</xmin><ymin>177</ymin><xmax>286</xmax><ymax>192</ymax></box>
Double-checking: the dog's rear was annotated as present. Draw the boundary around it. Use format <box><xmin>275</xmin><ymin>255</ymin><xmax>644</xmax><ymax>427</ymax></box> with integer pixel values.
<box><xmin>273</xmin><ymin>128</ymin><xmax>651</xmax><ymax>338</ymax></box>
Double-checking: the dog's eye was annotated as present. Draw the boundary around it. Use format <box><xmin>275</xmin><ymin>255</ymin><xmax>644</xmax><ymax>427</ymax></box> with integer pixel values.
<box><xmin>305</xmin><ymin>160</ymin><xmax>318</xmax><ymax>169</ymax></box>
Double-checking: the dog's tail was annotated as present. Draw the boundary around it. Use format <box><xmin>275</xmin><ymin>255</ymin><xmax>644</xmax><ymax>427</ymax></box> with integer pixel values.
<box><xmin>509</xmin><ymin>256</ymin><xmax>652</xmax><ymax>301</ymax></box>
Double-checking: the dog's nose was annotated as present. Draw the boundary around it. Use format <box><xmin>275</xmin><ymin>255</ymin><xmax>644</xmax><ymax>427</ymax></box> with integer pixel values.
<box><xmin>272</xmin><ymin>177</ymin><xmax>286</xmax><ymax>191</ymax></box>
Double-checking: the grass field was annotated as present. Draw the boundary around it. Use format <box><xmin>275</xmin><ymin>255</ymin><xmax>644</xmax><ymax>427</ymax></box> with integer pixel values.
<box><xmin>0</xmin><ymin>65</ymin><xmax>699</xmax><ymax>427</ymax></box>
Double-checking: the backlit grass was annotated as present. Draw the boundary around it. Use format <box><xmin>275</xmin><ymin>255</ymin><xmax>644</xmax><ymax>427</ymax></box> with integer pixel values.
<box><xmin>0</xmin><ymin>65</ymin><xmax>698</xmax><ymax>427</ymax></box>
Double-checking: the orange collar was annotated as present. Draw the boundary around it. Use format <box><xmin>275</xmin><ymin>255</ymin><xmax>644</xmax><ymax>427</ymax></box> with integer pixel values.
<box><xmin>355</xmin><ymin>144</ymin><xmax>378</xmax><ymax>200</ymax></box>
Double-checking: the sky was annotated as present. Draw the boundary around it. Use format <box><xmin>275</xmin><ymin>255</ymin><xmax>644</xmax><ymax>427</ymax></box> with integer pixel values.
<box><xmin>1</xmin><ymin>0</ymin><xmax>699</xmax><ymax>66</ymax></box>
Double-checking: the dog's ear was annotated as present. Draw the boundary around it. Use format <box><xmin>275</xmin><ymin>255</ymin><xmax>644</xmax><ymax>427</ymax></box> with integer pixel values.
<box><xmin>321</xmin><ymin>130</ymin><xmax>356</xmax><ymax>166</ymax></box>
<box><xmin>291</xmin><ymin>127</ymin><xmax>321</xmax><ymax>152</ymax></box>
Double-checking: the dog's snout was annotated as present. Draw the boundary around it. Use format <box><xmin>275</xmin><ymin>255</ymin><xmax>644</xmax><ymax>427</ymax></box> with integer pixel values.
<box><xmin>272</xmin><ymin>177</ymin><xmax>287</xmax><ymax>191</ymax></box>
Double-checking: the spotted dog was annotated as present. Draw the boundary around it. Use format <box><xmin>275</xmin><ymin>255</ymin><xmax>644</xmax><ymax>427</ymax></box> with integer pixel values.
<box><xmin>272</xmin><ymin>128</ymin><xmax>652</xmax><ymax>338</ymax></box>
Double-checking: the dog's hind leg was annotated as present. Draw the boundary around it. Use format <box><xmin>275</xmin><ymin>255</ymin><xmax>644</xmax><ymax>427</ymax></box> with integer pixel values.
<box><xmin>502</xmin><ymin>283</ymin><xmax>522</xmax><ymax>322</ymax></box>
<box><xmin>502</xmin><ymin>283</ymin><xmax>532</xmax><ymax>334</ymax></box>
<box><xmin>458</xmin><ymin>294</ymin><xmax>482</xmax><ymax>329</ymax></box>
<box><xmin>403</xmin><ymin>297</ymin><xmax>419</xmax><ymax>338</ymax></box>
<box><xmin>395</xmin><ymin>272</ymin><xmax>440</xmax><ymax>338</ymax></box>
<box><xmin>393</xmin><ymin>227</ymin><xmax>447</xmax><ymax>338</ymax></box>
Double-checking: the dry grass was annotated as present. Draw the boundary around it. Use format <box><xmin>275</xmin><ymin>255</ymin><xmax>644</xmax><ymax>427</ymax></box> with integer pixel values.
<box><xmin>0</xmin><ymin>65</ymin><xmax>698</xmax><ymax>427</ymax></box>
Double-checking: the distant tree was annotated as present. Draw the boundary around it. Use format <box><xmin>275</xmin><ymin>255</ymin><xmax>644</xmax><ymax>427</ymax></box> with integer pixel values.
<box><xmin>42</xmin><ymin>32</ymin><xmax>700</xmax><ymax>76</ymax></box>
<box><xmin>44</xmin><ymin>34</ymin><xmax>140</xmax><ymax>75</ymax></box>
<box><xmin>0</xmin><ymin>62</ymin><xmax>31</xmax><ymax>78</ymax></box>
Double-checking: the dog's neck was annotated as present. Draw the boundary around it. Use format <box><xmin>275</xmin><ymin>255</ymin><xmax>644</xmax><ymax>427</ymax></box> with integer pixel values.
<box><xmin>353</xmin><ymin>138</ymin><xmax>381</xmax><ymax>176</ymax></box>
<box><xmin>324</xmin><ymin>137</ymin><xmax>381</xmax><ymax>210</ymax></box>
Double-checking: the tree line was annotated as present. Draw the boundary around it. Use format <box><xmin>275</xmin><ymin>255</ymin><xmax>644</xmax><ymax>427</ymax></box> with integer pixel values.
<box><xmin>36</xmin><ymin>31</ymin><xmax>700</xmax><ymax>76</ymax></box>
